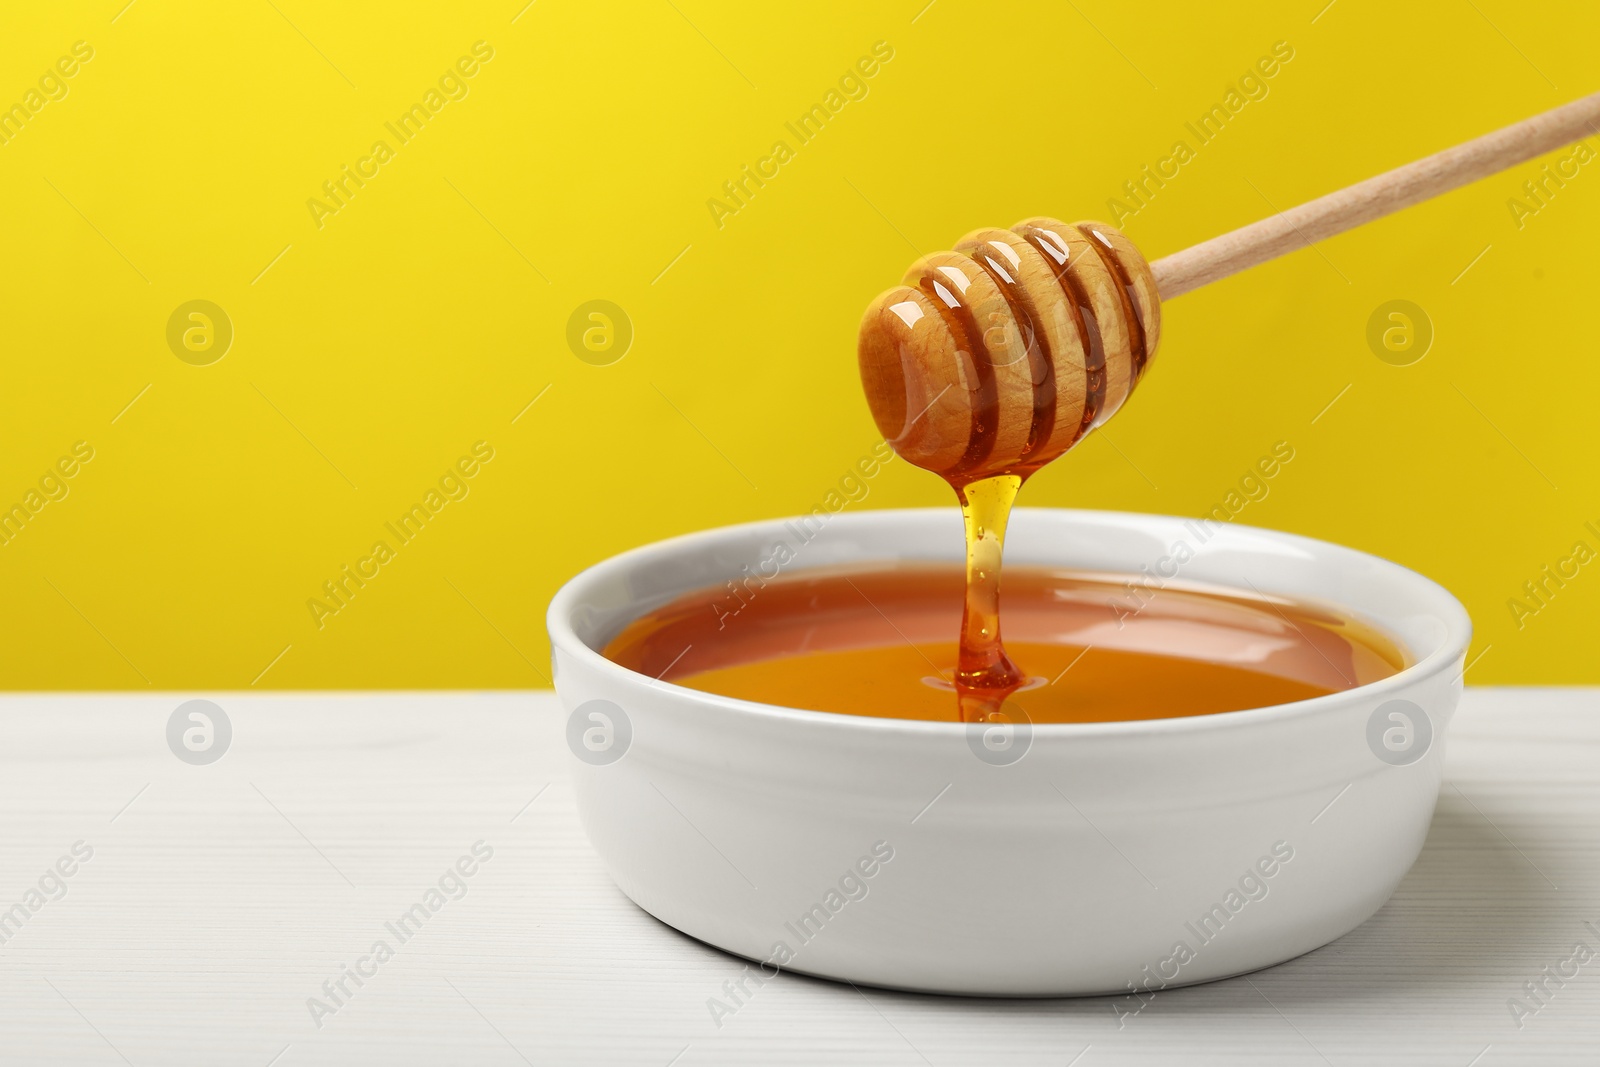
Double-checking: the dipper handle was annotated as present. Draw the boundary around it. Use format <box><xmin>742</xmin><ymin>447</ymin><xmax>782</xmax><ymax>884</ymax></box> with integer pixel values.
<box><xmin>1151</xmin><ymin>89</ymin><xmax>1600</xmax><ymax>299</ymax></box>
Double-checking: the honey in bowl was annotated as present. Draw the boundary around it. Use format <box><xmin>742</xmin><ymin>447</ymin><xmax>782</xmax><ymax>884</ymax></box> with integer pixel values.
<box><xmin>603</xmin><ymin>562</ymin><xmax>1405</xmax><ymax>724</ymax></box>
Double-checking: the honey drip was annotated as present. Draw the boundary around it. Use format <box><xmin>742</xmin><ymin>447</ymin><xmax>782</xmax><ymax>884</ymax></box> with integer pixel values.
<box><xmin>953</xmin><ymin>473</ymin><xmax>1026</xmax><ymax>723</ymax></box>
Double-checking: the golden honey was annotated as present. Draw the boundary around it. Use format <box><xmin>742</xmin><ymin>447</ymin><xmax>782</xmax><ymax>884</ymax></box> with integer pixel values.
<box><xmin>604</xmin><ymin>562</ymin><xmax>1404</xmax><ymax>724</ymax></box>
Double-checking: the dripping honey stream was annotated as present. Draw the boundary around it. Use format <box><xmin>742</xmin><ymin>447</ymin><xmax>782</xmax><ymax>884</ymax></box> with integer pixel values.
<box><xmin>951</xmin><ymin>473</ymin><xmax>1026</xmax><ymax>722</ymax></box>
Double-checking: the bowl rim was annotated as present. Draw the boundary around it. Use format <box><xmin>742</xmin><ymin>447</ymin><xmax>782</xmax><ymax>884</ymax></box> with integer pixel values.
<box><xmin>545</xmin><ymin>507</ymin><xmax>1473</xmax><ymax>738</ymax></box>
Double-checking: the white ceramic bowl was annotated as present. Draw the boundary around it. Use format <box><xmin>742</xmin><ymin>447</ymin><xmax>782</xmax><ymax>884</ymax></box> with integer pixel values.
<box><xmin>547</xmin><ymin>508</ymin><xmax>1470</xmax><ymax>997</ymax></box>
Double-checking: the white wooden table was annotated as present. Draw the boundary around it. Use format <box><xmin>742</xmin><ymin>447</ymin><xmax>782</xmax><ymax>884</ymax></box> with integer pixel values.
<box><xmin>0</xmin><ymin>689</ymin><xmax>1595</xmax><ymax>1066</ymax></box>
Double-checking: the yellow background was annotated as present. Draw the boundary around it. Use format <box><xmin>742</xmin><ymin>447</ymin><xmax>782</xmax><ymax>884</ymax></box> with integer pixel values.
<box><xmin>0</xmin><ymin>0</ymin><xmax>1594</xmax><ymax>689</ymax></box>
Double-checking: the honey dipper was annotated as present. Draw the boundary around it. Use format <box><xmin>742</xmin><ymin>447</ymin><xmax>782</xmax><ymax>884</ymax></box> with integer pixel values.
<box><xmin>857</xmin><ymin>90</ymin><xmax>1600</xmax><ymax>706</ymax></box>
<box><xmin>859</xmin><ymin>90</ymin><xmax>1600</xmax><ymax>482</ymax></box>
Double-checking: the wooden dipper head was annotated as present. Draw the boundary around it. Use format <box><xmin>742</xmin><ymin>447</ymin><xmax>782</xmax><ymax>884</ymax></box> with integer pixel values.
<box><xmin>858</xmin><ymin>218</ymin><xmax>1160</xmax><ymax>485</ymax></box>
